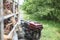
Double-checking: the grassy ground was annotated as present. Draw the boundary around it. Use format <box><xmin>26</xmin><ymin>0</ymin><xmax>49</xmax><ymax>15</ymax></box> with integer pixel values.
<box><xmin>23</xmin><ymin>13</ymin><xmax>60</xmax><ymax>40</ymax></box>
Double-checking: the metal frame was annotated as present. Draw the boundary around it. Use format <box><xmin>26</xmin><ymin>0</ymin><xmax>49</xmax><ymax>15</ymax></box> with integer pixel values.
<box><xmin>0</xmin><ymin>0</ymin><xmax>4</xmax><ymax>40</ymax></box>
<box><xmin>0</xmin><ymin>0</ymin><xmax>20</xmax><ymax>40</ymax></box>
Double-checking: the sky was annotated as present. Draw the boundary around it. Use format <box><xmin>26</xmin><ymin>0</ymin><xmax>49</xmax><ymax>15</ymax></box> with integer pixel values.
<box><xmin>19</xmin><ymin>0</ymin><xmax>24</xmax><ymax>5</ymax></box>
<box><xmin>14</xmin><ymin>0</ymin><xmax>24</xmax><ymax>5</ymax></box>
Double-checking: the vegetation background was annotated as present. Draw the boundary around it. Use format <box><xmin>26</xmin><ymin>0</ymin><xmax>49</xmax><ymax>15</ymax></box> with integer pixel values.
<box><xmin>21</xmin><ymin>0</ymin><xmax>60</xmax><ymax>40</ymax></box>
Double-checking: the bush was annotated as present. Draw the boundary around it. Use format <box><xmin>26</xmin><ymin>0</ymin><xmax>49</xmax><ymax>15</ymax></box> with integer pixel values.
<box><xmin>21</xmin><ymin>0</ymin><xmax>60</xmax><ymax>21</ymax></box>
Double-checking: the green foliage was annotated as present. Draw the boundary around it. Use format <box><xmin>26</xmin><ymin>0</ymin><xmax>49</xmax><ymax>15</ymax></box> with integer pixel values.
<box><xmin>21</xmin><ymin>0</ymin><xmax>60</xmax><ymax>21</ymax></box>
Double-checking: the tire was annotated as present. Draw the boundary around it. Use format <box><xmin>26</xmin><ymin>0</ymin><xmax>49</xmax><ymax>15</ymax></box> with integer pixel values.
<box><xmin>32</xmin><ymin>30</ymin><xmax>41</xmax><ymax>40</ymax></box>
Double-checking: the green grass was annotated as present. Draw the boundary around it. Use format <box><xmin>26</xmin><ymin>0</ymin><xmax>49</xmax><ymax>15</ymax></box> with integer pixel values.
<box><xmin>23</xmin><ymin>13</ymin><xmax>60</xmax><ymax>40</ymax></box>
